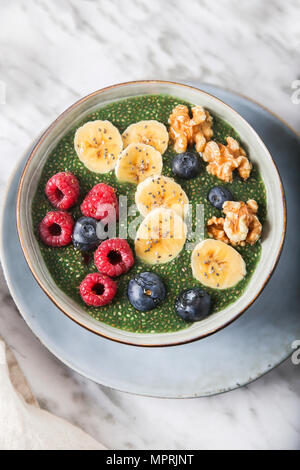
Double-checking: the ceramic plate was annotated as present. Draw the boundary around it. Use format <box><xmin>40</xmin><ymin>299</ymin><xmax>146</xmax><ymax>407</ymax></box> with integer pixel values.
<box><xmin>1</xmin><ymin>84</ymin><xmax>299</xmax><ymax>397</ymax></box>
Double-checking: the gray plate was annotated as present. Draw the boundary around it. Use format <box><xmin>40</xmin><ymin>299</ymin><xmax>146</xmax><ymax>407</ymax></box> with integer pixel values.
<box><xmin>1</xmin><ymin>84</ymin><xmax>299</xmax><ymax>398</ymax></box>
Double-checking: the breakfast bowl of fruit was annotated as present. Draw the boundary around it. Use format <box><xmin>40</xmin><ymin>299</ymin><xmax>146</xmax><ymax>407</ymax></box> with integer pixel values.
<box><xmin>16</xmin><ymin>80</ymin><xmax>286</xmax><ymax>347</ymax></box>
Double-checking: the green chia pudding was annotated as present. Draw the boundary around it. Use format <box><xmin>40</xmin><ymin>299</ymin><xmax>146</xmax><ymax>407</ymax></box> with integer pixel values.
<box><xmin>32</xmin><ymin>94</ymin><xmax>267</xmax><ymax>334</ymax></box>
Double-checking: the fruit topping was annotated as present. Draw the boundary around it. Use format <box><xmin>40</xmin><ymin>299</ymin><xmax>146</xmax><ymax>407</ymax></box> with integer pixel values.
<box><xmin>45</xmin><ymin>171</ymin><xmax>80</xmax><ymax>210</ymax></box>
<box><xmin>207</xmin><ymin>199</ymin><xmax>262</xmax><ymax>246</ymax></box>
<box><xmin>72</xmin><ymin>216</ymin><xmax>102</xmax><ymax>251</ymax></box>
<box><xmin>74</xmin><ymin>120</ymin><xmax>123</xmax><ymax>174</ymax></box>
<box><xmin>80</xmin><ymin>183</ymin><xmax>119</xmax><ymax>223</ymax></box>
<box><xmin>94</xmin><ymin>238</ymin><xmax>134</xmax><ymax>277</ymax></box>
<box><xmin>207</xmin><ymin>186</ymin><xmax>234</xmax><ymax>210</ymax></box>
<box><xmin>39</xmin><ymin>211</ymin><xmax>74</xmax><ymax>247</ymax></box>
<box><xmin>175</xmin><ymin>288</ymin><xmax>211</xmax><ymax>322</ymax></box>
<box><xmin>191</xmin><ymin>239</ymin><xmax>246</xmax><ymax>289</ymax></box>
<box><xmin>122</xmin><ymin>120</ymin><xmax>169</xmax><ymax>154</ymax></box>
<box><xmin>168</xmin><ymin>104</ymin><xmax>213</xmax><ymax>153</ymax></box>
<box><xmin>203</xmin><ymin>137</ymin><xmax>252</xmax><ymax>183</ymax></box>
<box><xmin>115</xmin><ymin>143</ymin><xmax>162</xmax><ymax>184</ymax></box>
<box><xmin>135</xmin><ymin>175</ymin><xmax>189</xmax><ymax>219</ymax></box>
<box><xmin>171</xmin><ymin>152</ymin><xmax>201</xmax><ymax>180</ymax></box>
<box><xmin>80</xmin><ymin>273</ymin><xmax>117</xmax><ymax>307</ymax></box>
<box><xmin>127</xmin><ymin>272</ymin><xmax>166</xmax><ymax>311</ymax></box>
<box><xmin>135</xmin><ymin>208</ymin><xmax>187</xmax><ymax>265</ymax></box>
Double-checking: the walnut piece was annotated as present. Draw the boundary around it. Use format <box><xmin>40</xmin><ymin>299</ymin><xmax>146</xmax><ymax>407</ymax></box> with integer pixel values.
<box><xmin>207</xmin><ymin>216</ymin><xmax>229</xmax><ymax>244</ymax></box>
<box><xmin>207</xmin><ymin>199</ymin><xmax>262</xmax><ymax>246</ymax></box>
<box><xmin>168</xmin><ymin>104</ymin><xmax>213</xmax><ymax>153</ymax></box>
<box><xmin>203</xmin><ymin>136</ymin><xmax>252</xmax><ymax>183</ymax></box>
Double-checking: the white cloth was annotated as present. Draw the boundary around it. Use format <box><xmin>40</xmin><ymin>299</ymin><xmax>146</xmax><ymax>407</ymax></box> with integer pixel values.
<box><xmin>0</xmin><ymin>339</ymin><xmax>106</xmax><ymax>450</ymax></box>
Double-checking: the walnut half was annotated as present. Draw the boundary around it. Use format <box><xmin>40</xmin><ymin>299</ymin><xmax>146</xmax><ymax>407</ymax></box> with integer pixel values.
<box><xmin>207</xmin><ymin>199</ymin><xmax>262</xmax><ymax>246</ymax></box>
<box><xmin>203</xmin><ymin>137</ymin><xmax>252</xmax><ymax>183</ymax></box>
<box><xmin>168</xmin><ymin>104</ymin><xmax>213</xmax><ymax>153</ymax></box>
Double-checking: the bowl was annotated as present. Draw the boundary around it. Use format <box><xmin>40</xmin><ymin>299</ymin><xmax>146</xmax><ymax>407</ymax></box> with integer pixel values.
<box><xmin>16</xmin><ymin>80</ymin><xmax>286</xmax><ymax>347</ymax></box>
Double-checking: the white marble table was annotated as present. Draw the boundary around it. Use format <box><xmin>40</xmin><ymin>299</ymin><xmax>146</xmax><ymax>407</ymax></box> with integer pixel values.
<box><xmin>0</xmin><ymin>0</ymin><xmax>299</xmax><ymax>450</ymax></box>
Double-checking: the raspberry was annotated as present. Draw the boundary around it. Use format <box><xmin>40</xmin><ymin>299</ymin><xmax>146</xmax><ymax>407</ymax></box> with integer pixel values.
<box><xmin>39</xmin><ymin>211</ymin><xmax>74</xmax><ymax>247</ymax></box>
<box><xmin>94</xmin><ymin>238</ymin><xmax>134</xmax><ymax>277</ymax></box>
<box><xmin>80</xmin><ymin>273</ymin><xmax>117</xmax><ymax>307</ymax></box>
<box><xmin>81</xmin><ymin>183</ymin><xmax>119</xmax><ymax>223</ymax></box>
<box><xmin>45</xmin><ymin>172</ymin><xmax>80</xmax><ymax>210</ymax></box>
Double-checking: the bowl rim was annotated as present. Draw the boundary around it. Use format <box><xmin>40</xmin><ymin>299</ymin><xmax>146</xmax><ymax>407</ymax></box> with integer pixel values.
<box><xmin>16</xmin><ymin>79</ymin><xmax>287</xmax><ymax>347</ymax></box>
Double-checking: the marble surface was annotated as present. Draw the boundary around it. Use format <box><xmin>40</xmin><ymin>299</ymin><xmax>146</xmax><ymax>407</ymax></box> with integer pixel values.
<box><xmin>0</xmin><ymin>0</ymin><xmax>299</xmax><ymax>450</ymax></box>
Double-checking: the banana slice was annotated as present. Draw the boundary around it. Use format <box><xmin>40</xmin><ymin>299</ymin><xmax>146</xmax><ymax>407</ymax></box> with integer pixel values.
<box><xmin>122</xmin><ymin>120</ymin><xmax>169</xmax><ymax>154</ymax></box>
<box><xmin>115</xmin><ymin>143</ymin><xmax>163</xmax><ymax>184</ymax></box>
<box><xmin>135</xmin><ymin>175</ymin><xmax>189</xmax><ymax>219</ymax></box>
<box><xmin>74</xmin><ymin>120</ymin><xmax>123</xmax><ymax>174</ymax></box>
<box><xmin>191</xmin><ymin>239</ymin><xmax>246</xmax><ymax>289</ymax></box>
<box><xmin>135</xmin><ymin>208</ymin><xmax>187</xmax><ymax>264</ymax></box>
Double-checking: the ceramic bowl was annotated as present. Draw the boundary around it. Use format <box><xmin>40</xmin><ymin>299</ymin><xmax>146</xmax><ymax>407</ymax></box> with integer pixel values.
<box><xmin>16</xmin><ymin>80</ymin><xmax>286</xmax><ymax>347</ymax></box>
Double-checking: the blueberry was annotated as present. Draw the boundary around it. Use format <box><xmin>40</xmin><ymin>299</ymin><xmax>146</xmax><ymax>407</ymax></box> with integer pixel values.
<box><xmin>207</xmin><ymin>186</ymin><xmax>234</xmax><ymax>210</ymax></box>
<box><xmin>72</xmin><ymin>217</ymin><xmax>101</xmax><ymax>251</ymax></box>
<box><xmin>128</xmin><ymin>272</ymin><xmax>166</xmax><ymax>312</ymax></box>
<box><xmin>175</xmin><ymin>288</ymin><xmax>211</xmax><ymax>322</ymax></box>
<box><xmin>171</xmin><ymin>152</ymin><xmax>201</xmax><ymax>179</ymax></box>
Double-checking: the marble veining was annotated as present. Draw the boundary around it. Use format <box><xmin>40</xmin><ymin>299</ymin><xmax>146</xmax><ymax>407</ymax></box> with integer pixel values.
<box><xmin>0</xmin><ymin>0</ymin><xmax>299</xmax><ymax>450</ymax></box>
